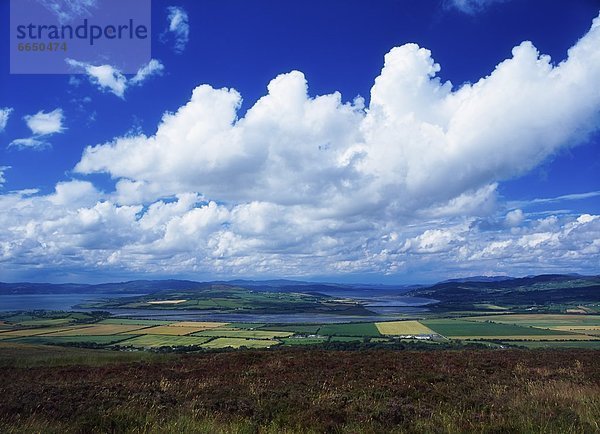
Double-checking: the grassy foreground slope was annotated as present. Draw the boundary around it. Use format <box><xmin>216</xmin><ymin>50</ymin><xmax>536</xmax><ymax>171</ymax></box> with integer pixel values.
<box><xmin>0</xmin><ymin>344</ymin><xmax>598</xmax><ymax>433</ymax></box>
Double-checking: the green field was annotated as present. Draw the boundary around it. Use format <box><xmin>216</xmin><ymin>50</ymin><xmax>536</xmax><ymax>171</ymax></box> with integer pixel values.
<box><xmin>42</xmin><ymin>324</ymin><xmax>151</xmax><ymax>336</ymax></box>
<box><xmin>200</xmin><ymin>338</ymin><xmax>280</xmax><ymax>349</ymax></box>
<box><xmin>281</xmin><ymin>337</ymin><xmax>328</xmax><ymax>346</ymax></box>
<box><xmin>422</xmin><ymin>319</ymin><xmax>572</xmax><ymax>337</ymax></box>
<box><xmin>317</xmin><ymin>322</ymin><xmax>381</xmax><ymax>337</ymax></box>
<box><xmin>329</xmin><ymin>336</ymin><xmax>365</xmax><ymax>342</ymax></box>
<box><xmin>169</xmin><ymin>321</ymin><xmax>229</xmax><ymax>328</ymax></box>
<box><xmin>0</xmin><ymin>326</ymin><xmax>88</xmax><ymax>339</ymax></box>
<box><xmin>117</xmin><ymin>335</ymin><xmax>212</xmax><ymax>348</ymax></box>
<box><xmin>14</xmin><ymin>318</ymin><xmax>75</xmax><ymax>327</ymax></box>
<box><xmin>1</xmin><ymin>312</ymin><xmax>92</xmax><ymax>324</ymax></box>
<box><xmin>466</xmin><ymin>314</ymin><xmax>600</xmax><ymax>328</ymax></box>
<box><xmin>506</xmin><ymin>340</ymin><xmax>600</xmax><ymax>349</ymax></box>
<box><xmin>259</xmin><ymin>324</ymin><xmax>322</xmax><ymax>334</ymax></box>
<box><xmin>12</xmin><ymin>335</ymin><xmax>137</xmax><ymax>346</ymax></box>
<box><xmin>193</xmin><ymin>329</ymin><xmax>293</xmax><ymax>339</ymax></box>
<box><xmin>222</xmin><ymin>323</ymin><xmax>265</xmax><ymax>329</ymax></box>
<box><xmin>457</xmin><ymin>314</ymin><xmax>600</xmax><ymax>340</ymax></box>
<box><xmin>140</xmin><ymin>325</ymin><xmax>215</xmax><ymax>335</ymax></box>
<box><xmin>99</xmin><ymin>318</ymin><xmax>174</xmax><ymax>326</ymax></box>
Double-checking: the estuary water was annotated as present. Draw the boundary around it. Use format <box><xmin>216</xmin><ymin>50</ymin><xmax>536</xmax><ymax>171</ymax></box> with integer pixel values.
<box><xmin>0</xmin><ymin>292</ymin><xmax>436</xmax><ymax>323</ymax></box>
<box><xmin>0</xmin><ymin>293</ymin><xmax>144</xmax><ymax>312</ymax></box>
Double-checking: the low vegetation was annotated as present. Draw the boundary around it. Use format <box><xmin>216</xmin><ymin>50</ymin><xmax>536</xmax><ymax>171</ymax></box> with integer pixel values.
<box><xmin>0</xmin><ymin>345</ymin><xmax>598</xmax><ymax>433</ymax></box>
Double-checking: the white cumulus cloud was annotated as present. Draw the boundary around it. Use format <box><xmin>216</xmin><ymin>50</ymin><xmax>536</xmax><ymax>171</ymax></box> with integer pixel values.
<box><xmin>66</xmin><ymin>59</ymin><xmax>165</xmax><ymax>98</ymax></box>
<box><xmin>77</xmin><ymin>14</ymin><xmax>600</xmax><ymax>220</ymax></box>
<box><xmin>505</xmin><ymin>209</ymin><xmax>524</xmax><ymax>227</ymax></box>
<box><xmin>9</xmin><ymin>109</ymin><xmax>65</xmax><ymax>151</ymax></box>
<box><xmin>24</xmin><ymin>109</ymin><xmax>65</xmax><ymax>135</ymax></box>
<box><xmin>0</xmin><ymin>108</ymin><xmax>13</xmax><ymax>132</ymax></box>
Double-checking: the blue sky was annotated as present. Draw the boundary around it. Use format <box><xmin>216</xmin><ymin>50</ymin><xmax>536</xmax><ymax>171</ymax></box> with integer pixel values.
<box><xmin>0</xmin><ymin>0</ymin><xmax>599</xmax><ymax>283</ymax></box>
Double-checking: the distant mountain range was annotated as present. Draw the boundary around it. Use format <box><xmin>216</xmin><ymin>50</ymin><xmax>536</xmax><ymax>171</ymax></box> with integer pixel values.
<box><xmin>0</xmin><ymin>279</ymin><xmax>417</xmax><ymax>296</ymax></box>
<box><xmin>1</xmin><ymin>274</ymin><xmax>598</xmax><ymax>303</ymax></box>
<box><xmin>439</xmin><ymin>276</ymin><xmax>515</xmax><ymax>283</ymax></box>
<box><xmin>406</xmin><ymin>274</ymin><xmax>600</xmax><ymax>309</ymax></box>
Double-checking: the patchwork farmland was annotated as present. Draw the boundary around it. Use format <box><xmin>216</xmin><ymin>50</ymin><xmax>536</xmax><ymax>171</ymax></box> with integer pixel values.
<box><xmin>0</xmin><ymin>311</ymin><xmax>598</xmax><ymax>350</ymax></box>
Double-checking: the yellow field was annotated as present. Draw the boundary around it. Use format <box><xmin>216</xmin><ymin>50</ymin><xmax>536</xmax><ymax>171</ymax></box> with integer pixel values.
<box><xmin>194</xmin><ymin>329</ymin><xmax>293</xmax><ymax>339</ymax></box>
<box><xmin>0</xmin><ymin>326</ymin><xmax>88</xmax><ymax>338</ymax></box>
<box><xmin>573</xmin><ymin>329</ymin><xmax>600</xmax><ymax>336</ymax></box>
<box><xmin>200</xmin><ymin>338</ymin><xmax>279</xmax><ymax>349</ymax></box>
<box><xmin>466</xmin><ymin>314</ymin><xmax>600</xmax><ymax>324</ymax></box>
<box><xmin>116</xmin><ymin>335</ymin><xmax>211</xmax><ymax>348</ymax></box>
<box><xmin>548</xmin><ymin>326</ymin><xmax>600</xmax><ymax>336</ymax></box>
<box><xmin>473</xmin><ymin>304</ymin><xmax>508</xmax><ymax>311</ymax></box>
<box><xmin>566</xmin><ymin>308</ymin><xmax>589</xmax><ymax>314</ymax></box>
<box><xmin>375</xmin><ymin>321</ymin><xmax>434</xmax><ymax>335</ymax></box>
<box><xmin>141</xmin><ymin>325</ymin><xmax>218</xmax><ymax>335</ymax></box>
<box><xmin>459</xmin><ymin>334</ymin><xmax>598</xmax><ymax>341</ymax></box>
<box><xmin>146</xmin><ymin>299</ymin><xmax>188</xmax><ymax>305</ymax></box>
<box><xmin>168</xmin><ymin>321</ymin><xmax>229</xmax><ymax>329</ymax></box>
<box><xmin>41</xmin><ymin>324</ymin><xmax>151</xmax><ymax>336</ymax></box>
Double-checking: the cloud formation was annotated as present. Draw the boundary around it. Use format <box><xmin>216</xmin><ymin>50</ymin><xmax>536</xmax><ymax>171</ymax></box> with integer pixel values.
<box><xmin>77</xmin><ymin>15</ymin><xmax>600</xmax><ymax>218</ymax></box>
<box><xmin>2</xmin><ymin>13</ymin><xmax>600</xmax><ymax>280</ymax></box>
<box><xmin>511</xmin><ymin>191</ymin><xmax>600</xmax><ymax>208</ymax></box>
<box><xmin>9</xmin><ymin>109</ymin><xmax>65</xmax><ymax>150</ymax></box>
<box><xmin>447</xmin><ymin>0</ymin><xmax>509</xmax><ymax>14</ymax></box>
<box><xmin>66</xmin><ymin>59</ymin><xmax>165</xmax><ymax>98</ymax></box>
<box><xmin>37</xmin><ymin>0</ymin><xmax>98</xmax><ymax>23</ymax></box>
<box><xmin>0</xmin><ymin>187</ymin><xmax>597</xmax><ymax>280</ymax></box>
<box><xmin>0</xmin><ymin>108</ymin><xmax>12</xmax><ymax>132</ymax></box>
<box><xmin>162</xmin><ymin>6</ymin><xmax>190</xmax><ymax>54</ymax></box>
<box><xmin>24</xmin><ymin>109</ymin><xmax>65</xmax><ymax>135</ymax></box>
<box><xmin>8</xmin><ymin>138</ymin><xmax>51</xmax><ymax>150</ymax></box>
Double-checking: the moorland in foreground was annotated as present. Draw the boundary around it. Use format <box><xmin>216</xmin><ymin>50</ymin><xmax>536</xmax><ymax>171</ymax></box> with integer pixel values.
<box><xmin>0</xmin><ymin>344</ymin><xmax>598</xmax><ymax>433</ymax></box>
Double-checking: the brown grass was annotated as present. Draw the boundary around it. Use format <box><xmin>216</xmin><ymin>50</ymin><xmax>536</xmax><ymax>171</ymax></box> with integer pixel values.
<box><xmin>0</xmin><ymin>348</ymin><xmax>598</xmax><ymax>433</ymax></box>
